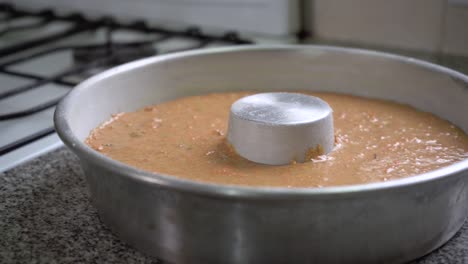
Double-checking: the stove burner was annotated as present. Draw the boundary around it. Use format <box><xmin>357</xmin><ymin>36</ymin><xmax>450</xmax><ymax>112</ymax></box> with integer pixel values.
<box><xmin>73</xmin><ymin>42</ymin><xmax>157</xmax><ymax>66</ymax></box>
<box><xmin>0</xmin><ymin>3</ymin><xmax>253</xmax><ymax>168</ymax></box>
<box><xmin>0</xmin><ymin>10</ymin><xmax>54</xmax><ymax>37</ymax></box>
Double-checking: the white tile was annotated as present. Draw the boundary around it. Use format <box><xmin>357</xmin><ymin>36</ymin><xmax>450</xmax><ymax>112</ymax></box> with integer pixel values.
<box><xmin>10</xmin><ymin>0</ymin><xmax>299</xmax><ymax>36</ymax></box>
<box><xmin>442</xmin><ymin>4</ymin><xmax>468</xmax><ymax>56</ymax></box>
<box><xmin>311</xmin><ymin>0</ymin><xmax>445</xmax><ymax>52</ymax></box>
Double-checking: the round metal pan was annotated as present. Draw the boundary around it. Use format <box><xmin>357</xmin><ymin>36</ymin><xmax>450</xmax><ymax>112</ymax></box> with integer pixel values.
<box><xmin>54</xmin><ymin>45</ymin><xmax>468</xmax><ymax>264</ymax></box>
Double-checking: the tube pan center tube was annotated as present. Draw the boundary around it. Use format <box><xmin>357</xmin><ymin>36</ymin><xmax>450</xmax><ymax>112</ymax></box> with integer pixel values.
<box><xmin>227</xmin><ymin>92</ymin><xmax>334</xmax><ymax>165</ymax></box>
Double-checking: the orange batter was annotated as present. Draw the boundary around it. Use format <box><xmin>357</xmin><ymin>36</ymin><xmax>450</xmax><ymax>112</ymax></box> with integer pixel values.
<box><xmin>86</xmin><ymin>92</ymin><xmax>468</xmax><ymax>187</ymax></box>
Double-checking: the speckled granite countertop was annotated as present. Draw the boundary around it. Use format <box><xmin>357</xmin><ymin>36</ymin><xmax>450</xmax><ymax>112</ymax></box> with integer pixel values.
<box><xmin>1</xmin><ymin>148</ymin><xmax>468</xmax><ymax>263</ymax></box>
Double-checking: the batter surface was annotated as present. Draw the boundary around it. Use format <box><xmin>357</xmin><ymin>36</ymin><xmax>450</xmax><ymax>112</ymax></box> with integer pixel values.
<box><xmin>86</xmin><ymin>92</ymin><xmax>468</xmax><ymax>187</ymax></box>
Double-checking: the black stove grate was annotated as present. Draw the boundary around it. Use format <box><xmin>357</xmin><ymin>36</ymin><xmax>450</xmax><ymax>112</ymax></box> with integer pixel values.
<box><xmin>0</xmin><ymin>3</ymin><xmax>253</xmax><ymax>156</ymax></box>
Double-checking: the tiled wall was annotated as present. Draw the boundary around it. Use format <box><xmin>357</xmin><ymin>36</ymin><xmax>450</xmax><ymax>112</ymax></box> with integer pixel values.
<box><xmin>309</xmin><ymin>0</ymin><xmax>468</xmax><ymax>57</ymax></box>
<box><xmin>11</xmin><ymin>0</ymin><xmax>298</xmax><ymax>36</ymax></box>
<box><xmin>443</xmin><ymin>3</ymin><xmax>468</xmax><ymax>56</ymax></box>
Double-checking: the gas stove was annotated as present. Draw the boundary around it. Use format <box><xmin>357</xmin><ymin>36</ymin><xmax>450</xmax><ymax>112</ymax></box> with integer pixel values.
<box><xmin>0</xmin><ymin>3</ymin><xmax>256</xmax><ymax>172</ymax></box>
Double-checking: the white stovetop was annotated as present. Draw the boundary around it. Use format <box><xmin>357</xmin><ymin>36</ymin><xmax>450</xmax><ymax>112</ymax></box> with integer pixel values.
<box><xmin>0</xmin><ymin>13</ymin><xmax>291</xmax><ymax>172</ymax></box>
